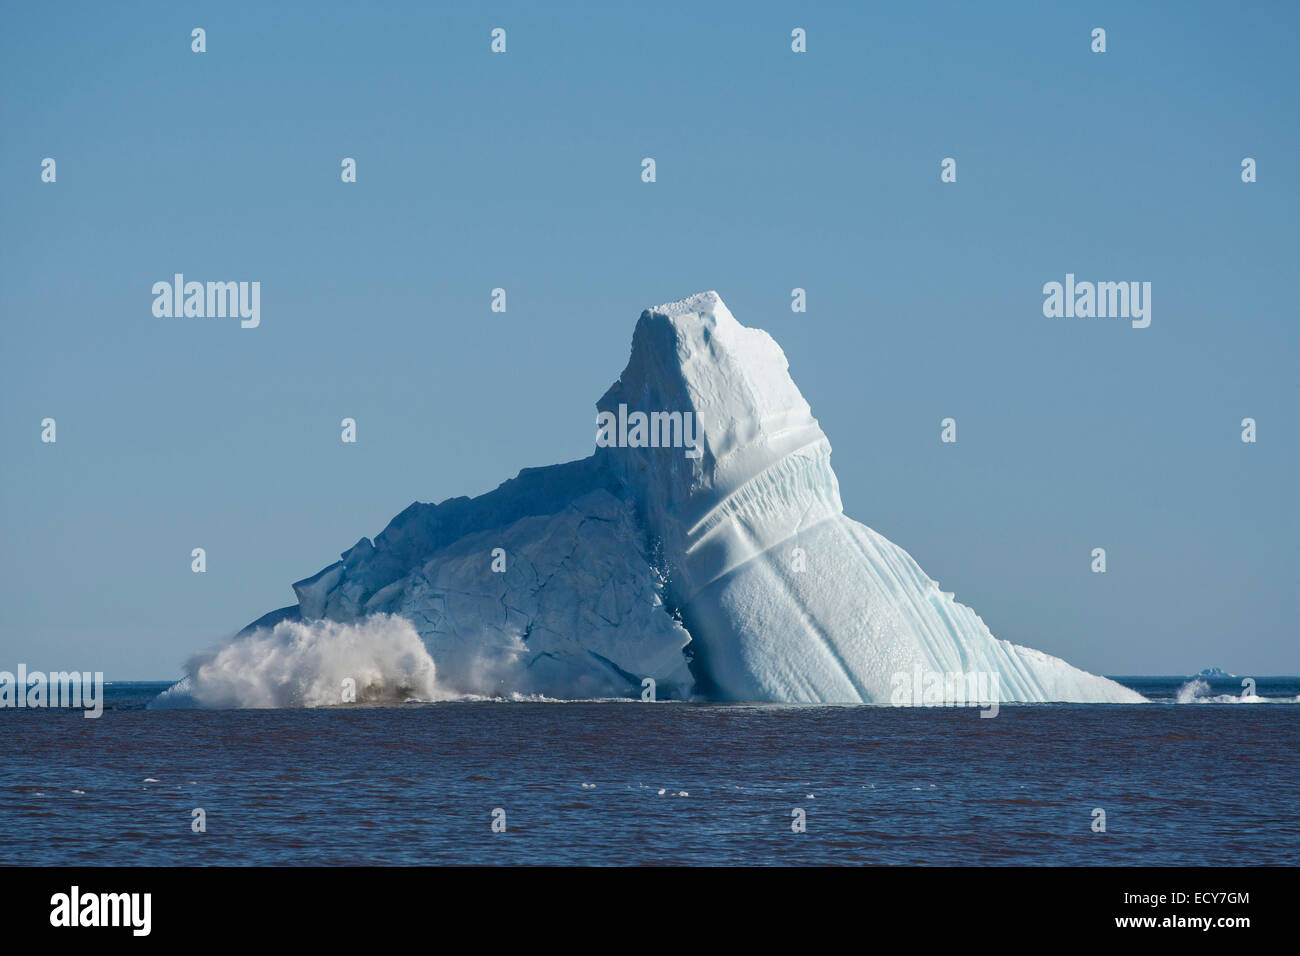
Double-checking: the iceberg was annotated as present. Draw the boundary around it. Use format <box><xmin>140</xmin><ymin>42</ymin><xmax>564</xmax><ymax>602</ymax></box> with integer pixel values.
<box><xmin>160</xmin><ymin>291</ymin><xmax>1143</xmax><ymax>705</ymax></box>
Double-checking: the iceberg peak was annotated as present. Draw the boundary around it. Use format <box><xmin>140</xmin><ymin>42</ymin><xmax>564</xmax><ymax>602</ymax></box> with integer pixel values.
<box><xmin>644</xmin><ymin>289</ymin><xmax>728</xmax><ymax>320</ymax></box>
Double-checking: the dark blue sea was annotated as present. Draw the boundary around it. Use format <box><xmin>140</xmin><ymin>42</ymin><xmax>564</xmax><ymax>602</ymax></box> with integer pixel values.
<box><xmin>2</xmin><ymin>677</ymin><xmax>1296</xmax><ymax>866</ymax></box>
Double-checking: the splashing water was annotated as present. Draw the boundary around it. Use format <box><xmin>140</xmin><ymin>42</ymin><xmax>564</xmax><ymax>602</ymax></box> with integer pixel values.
<box><xmin>152</xmin><ymin>614</ymin><xmax>444</xmax><ymax>709</ymax></box>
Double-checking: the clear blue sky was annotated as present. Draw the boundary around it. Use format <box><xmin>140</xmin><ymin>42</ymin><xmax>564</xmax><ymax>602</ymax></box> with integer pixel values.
<box><xmin>2</xmin><ymin>1</ymin><xmax>1296</xmax><ymax>679</ymax></box>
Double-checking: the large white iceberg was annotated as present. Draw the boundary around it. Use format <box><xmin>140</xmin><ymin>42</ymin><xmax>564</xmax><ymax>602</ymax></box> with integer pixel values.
<box><xmin>160</xmin><ymin>292</ymin><xmax>1143</xmax><ymax>705</ymax></box>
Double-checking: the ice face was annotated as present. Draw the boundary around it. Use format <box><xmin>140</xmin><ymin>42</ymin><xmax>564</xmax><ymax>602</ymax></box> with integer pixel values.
<box><xmin>254</xmin><ymin>463</ymin><xmax>694</xmax><ymax>702</ymax></box>
<box><xmin>598</xmin><ymin>291</ymin><xmax>1143</xmax><ymax>704</ymax></box>
<box><xmin>596</xmin><ymin>292</ymin><xmax>842</xmax><ymax>607</ymax></box>
<box><xmin>157</xmin><ymin>291</ymin><xmax>1144</xmax><ymax>706</ymax></box>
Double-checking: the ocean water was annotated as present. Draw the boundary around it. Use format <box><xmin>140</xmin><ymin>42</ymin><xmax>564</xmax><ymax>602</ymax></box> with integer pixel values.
<box><xmin>1</xmin><ymin>677</ymin><xmax>1296</xmax><ymax>866</ymax></box>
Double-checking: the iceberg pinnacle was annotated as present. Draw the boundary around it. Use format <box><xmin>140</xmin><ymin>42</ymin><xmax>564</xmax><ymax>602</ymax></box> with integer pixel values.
<box><xmin>160</xmin><ymin>291</ymin><xmax>1144</xmax><ymax>706</ymax></box>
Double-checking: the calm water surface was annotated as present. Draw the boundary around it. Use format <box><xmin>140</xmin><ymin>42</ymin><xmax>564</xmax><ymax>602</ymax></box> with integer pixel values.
<box><xmin>2</xmin><ymin>677</ymin><xmax>1296</xmax><ymax>865</ymax></box>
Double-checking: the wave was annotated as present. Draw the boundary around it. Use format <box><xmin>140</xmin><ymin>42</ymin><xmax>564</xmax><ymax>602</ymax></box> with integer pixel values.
<box><xmin>151</xmin><ymin>614</ymin><xmax>447</xmax><ymax>709</ymax></box>
<box><xmin>148</xmin><ymin>613</ymin><xmax>678</xmax><ymax>709</ymax></box>
<box><xmin>1173</xmin><ymin>678</ymin><xmax>1287</xmax><ymax>704</ymax></box>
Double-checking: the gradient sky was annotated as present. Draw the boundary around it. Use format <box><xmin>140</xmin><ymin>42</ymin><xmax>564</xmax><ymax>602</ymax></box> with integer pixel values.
<box><xmin>2</xmin><ymin>1</ymin><xmax>1296</xmax><ymax>679</ymax></box>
